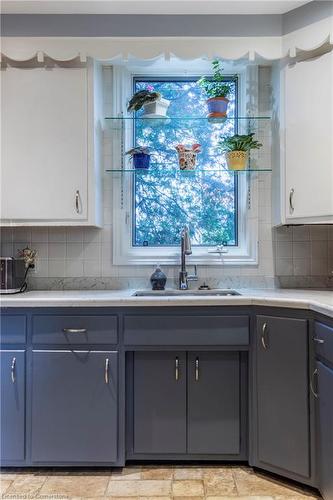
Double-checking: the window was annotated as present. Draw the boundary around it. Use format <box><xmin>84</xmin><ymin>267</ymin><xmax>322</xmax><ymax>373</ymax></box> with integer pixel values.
<box><xmin>132</xmin><ymin>77</ymin><xmax>238</xmax><ymax>248</ymax></box>
<box><xmin>111</xmin><ymin>64</ymin><xmax>259</xmax><ymax>266</ymax></box>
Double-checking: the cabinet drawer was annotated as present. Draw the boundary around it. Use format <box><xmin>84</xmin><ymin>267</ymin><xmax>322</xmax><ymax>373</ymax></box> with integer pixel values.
<box><xmin>124</xmin><ymin>315</ymin><xmax>249</xmax><ymax>346</ymax></box>
<box><xmin>0</xmin><ymin>315</ymin><xmax>26</xmax><ymax>344</ymax></box>
<box><xmin>32</xmin><ymin>315</ymin><xmax>118</xmax><ymax>345</ymax></box>
<box><xmin>314</xmin><ymin>322</ymin><xmax>333</xmax><ymax>365</ymax></box>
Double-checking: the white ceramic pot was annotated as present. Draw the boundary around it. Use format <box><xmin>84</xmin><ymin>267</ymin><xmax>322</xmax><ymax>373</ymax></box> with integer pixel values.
<box><xmin>177</xmin><ymin>150</ymin><xmax>198</xmax><ymax>171</ymax></box>
<box><xmin>142</xmin><ymin>97</ymin><xmax>170</xmax><ymax>118</ymax></box>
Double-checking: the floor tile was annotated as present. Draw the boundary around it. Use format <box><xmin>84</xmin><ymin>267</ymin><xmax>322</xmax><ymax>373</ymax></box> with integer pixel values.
<box><xmin>203</xmin><ymin>468</ymin><xmax>238</xmax><ymax>497</ymax></box>
<box><xmin>0</xmin><ymin>479</ymin><xmax>13</xmax><ymax>494</ymax></box>
<box><xmin>39</xmin><ymin>474</ymin><xmax>109</xmax><ymax>497</ymax></box>
<box><xmin>111</xmin><ymin>467</ymin><xmax>142</xmax><ymax>480</ymax></box>
<box><xmin>5</xmin><ymin>473</ymin><xmax>46</xmax><ymax>496</ymax></box>
<box><xmin>233</xmin><ymin>470</ymin><xmax>309</xmax><ymax>497</ymax></box>
<box><xmin>141</xmin><ymin>467</ymin><xmax>173</xmax><ymax>480</ymax></box>
<box><xmin>172</xmin><ymin>479</ymin><xmax>205</xmax><ymax>496</ymax></box>
<box><xmin>107</xmin><ymin>479</ymin><xmax>172</xmax><ymax>497</ymax></box>
<box><xmin>174</xmin><ymin>467</ymin><xmax>203</xmax><ymax>480</ymax></box>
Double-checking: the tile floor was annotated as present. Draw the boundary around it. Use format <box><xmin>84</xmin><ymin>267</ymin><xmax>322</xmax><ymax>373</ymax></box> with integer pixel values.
<box><xmin>0</xmin><ymin>465</ymin><xmax>320</xmax><ymax>500</ymax></box>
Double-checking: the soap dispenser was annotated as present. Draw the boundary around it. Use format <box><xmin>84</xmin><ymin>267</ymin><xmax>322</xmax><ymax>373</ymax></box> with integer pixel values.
<box><xmin>150</xmin><ymin>265</ymin><xmax>167</xmax><ymax>291</ymax></box>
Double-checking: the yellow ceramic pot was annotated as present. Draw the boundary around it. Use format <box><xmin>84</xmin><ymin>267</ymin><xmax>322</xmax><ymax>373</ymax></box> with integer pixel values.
<box><xmin>226</xmin><ymin>150</ymin><xmax>248</xmax><ymax>171</ymax></box>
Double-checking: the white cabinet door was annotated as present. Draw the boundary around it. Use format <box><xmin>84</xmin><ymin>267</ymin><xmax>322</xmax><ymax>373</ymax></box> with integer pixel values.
<box><xmin>285</xmin><ymin>51</ymin><xmax>333</xmax><ymax>222</ymax></box>
<box><xmin>1</xmin><ymin>66</ymin><xmax>88</xmax><ymax>222</ymax></box>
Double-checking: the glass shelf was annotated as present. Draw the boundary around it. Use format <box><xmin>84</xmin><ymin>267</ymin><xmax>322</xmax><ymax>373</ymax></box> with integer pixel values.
<box><xmin>106</xmin><ymin>167</ymin><xmax>272</xmax><ymax>174</ymax></box>
<box><xmin>105</xmin><ymin>115</ymin><xmax>271</xmax><ymax>121</ymax></box>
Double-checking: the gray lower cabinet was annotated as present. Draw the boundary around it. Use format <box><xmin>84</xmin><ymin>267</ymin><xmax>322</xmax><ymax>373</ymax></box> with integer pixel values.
<box><xmin>0</xmin><ymin>350</ymin><xmax>25</xmax><ymax>462</ymax></box>
<box><xmin>317</xmin><ymin>361</ymin><xmax>333</xmax><ymax>500</ymax></box>
<box><xmin>31</xmin><ymin>350</ymin><xmax>118</xmax><ymax>463</ymax></box>
<box><xmin>132</xmin><ymin>351</ymin><xmax>241</xmax><ymax>456</ymax></box>
<box><xmin>254</xmin><ymin>316</ymin><xmax>310</xmax><ymax>480</ymax></box>
<box><xmin>188</xmin><ymin>352</ymin><xmax>240</xmax><ymax>455</ymax></box>
<box><xmin>133</xmin><ymin>351</ymin><xmax>187</xmax><ymax>454</ymax></box>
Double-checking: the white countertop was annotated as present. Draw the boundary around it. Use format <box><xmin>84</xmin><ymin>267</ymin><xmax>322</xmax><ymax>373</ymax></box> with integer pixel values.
<box><xmin>1</xmin><ymin>288</ymin><xmax>333</xmax><ymax>318</ymax></box>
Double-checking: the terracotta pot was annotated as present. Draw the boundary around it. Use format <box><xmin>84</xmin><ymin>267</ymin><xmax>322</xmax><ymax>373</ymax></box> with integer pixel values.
<box><xmin>206</xmin><ymin>96</ymin><xmax>229</xmax><ymax>118</ymax></box>
<box><xmin>226</xmin><ymin>150</ymin><xmax>248</xmax><ymax>171</ymax></box>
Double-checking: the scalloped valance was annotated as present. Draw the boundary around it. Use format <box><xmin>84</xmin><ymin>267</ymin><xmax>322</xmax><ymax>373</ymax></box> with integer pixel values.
<box><xmin>1</xmin><ymin>15</ymin><xmax>332</xmax><ymax>64</ymax></box>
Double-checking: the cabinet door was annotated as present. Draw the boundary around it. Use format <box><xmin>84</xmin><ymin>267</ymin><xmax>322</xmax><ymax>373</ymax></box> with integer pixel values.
<box><xmin>1</xmin><ymin>66</ymin><xmax>88</xmax><ymax>221</ymax></box>
<box><xmin>31</xmin><ymin>350</ymin><xmax>118</xmax><ymax>463</ymax></box>
<box><xmin>285</xmin><ymin>51</ymin><xmax>333</xmax><ymax>222</ymax></box>
<box><xmin>188</xmin><ymin>352</ymin><xmax>240</xmax><ymax>455</ymax></box>
<box><xmin>317</xmin><ymin>361</ymin><xmax>333</xmax><ymax>500</ymax></box>
<box><xmin>133</xmin><ymin>351</ymin><xmax>186</xmax><ymax>454</ymax></box>
<box><xmin>0</xmin><ymin>350</ymin><xmax>25</xmax><ymax>462</ymax></box>
<box><xmin>255</xmin><ymin>316</ymin><xmax>309</xmax><ymax>478</ymax></box>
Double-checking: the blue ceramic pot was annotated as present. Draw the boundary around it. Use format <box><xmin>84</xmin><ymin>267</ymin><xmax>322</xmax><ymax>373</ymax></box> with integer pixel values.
<box><xmin>133</xmin><ymin>153</ymin><xmax>150</xmax><ymax>169</ymax></box>
<box><xmin>206</xmin><ymin>97</ymin><xmax>229</xmax><ymax>118</ymax></box>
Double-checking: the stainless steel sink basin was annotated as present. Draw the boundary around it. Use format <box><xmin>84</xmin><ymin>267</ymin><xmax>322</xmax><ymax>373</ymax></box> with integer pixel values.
<box><xmin>132</xmin><ymin>289</ymin><xmax>241</xmax><ymax>297</ymax></box>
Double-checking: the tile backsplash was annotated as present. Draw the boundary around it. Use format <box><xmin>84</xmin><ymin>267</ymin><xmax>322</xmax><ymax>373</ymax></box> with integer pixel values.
<box><xmin>274</xmin><ymin>225</ymin><xmax>333</xmax><ymax>289</ymax></box>
<box><xmin>1</xmin><ymin>223</ymin><xmax>332</xmax><ymax>291</ymax></box>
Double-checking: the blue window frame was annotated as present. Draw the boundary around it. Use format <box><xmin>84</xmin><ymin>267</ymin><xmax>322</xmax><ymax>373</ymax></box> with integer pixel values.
<box><xmin>132</xmin><ymin>76</ymin><xmax>238</xmax><ymax>247</ymax></box>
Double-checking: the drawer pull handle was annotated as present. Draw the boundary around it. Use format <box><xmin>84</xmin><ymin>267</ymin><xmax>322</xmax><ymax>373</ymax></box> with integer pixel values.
<box><xmin>11</xmin><ymin>357</ymin><xmax>16</xmax><ymax>384</ymax></box>
<box><xmin>195</xmin><ymin>357</ymin><xmax>200</xmax><ymax>381</ymax></box>
<box><xmin>310</xmin><ymin>368</ymin><xmax>318</xmax><ymax>399</ymax></box>
<box><xmin>175</xmin><ymin>357</ymin><xmax>179</xmax><ymax>381</ymax></box>
<box><xmin>105</xmin><ymin>358</ymin><xmax>109</xmax><ymax>384</ymax></box>
<box><xmin>63</xmin><ymin>328</ymin><xmax>87</xmax><ymax>334</ymax></box>
<box><xmin>313</xmin><ymin>338</ymin><xmax>324</xmax><ymax>344</ymax></box>
<box><xmin>261</xmin><ymin>322</ymin><xmax>268</xmax><ymax>350</ymax></box>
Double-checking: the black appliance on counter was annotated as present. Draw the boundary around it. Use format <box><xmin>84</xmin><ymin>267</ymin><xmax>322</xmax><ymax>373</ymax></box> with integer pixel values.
<box><xmin>0</xmin><ymin>257</ymin><xmax>28</xmax><ymax>294</ymax></box>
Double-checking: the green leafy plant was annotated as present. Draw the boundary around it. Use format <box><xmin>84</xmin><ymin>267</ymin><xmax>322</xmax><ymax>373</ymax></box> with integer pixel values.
<box><xmin>197</xmin><ymin>59</ymin><xmax>233</xmax><ymax>99</ymax></box>
<box><xmin>218</xmin><ymin>133</ymin><xmax>263</xmax><ymax>152</ymax></box>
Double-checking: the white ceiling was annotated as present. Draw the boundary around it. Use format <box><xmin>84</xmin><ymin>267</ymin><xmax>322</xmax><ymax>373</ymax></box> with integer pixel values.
<box><xmin>1</xmin><ymin>0</ymin><xmax>312</xmax><ymax>15</ymax></box>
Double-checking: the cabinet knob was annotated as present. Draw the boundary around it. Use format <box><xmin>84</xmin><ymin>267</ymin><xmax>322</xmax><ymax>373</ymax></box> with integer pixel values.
<box><xmin>289</xmin><ymin>188</ymin><xmax>295</xmax><ymax>214</ymax></box>
<box><xmin>313</xmin><ymin>337</ymin><xmax>324</xmax><ymax>344</ymax></box>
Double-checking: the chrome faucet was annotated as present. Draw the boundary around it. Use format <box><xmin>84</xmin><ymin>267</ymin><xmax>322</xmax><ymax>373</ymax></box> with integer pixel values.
<box><xmin>179</xmin><ymin>226</ymin><xmax>198</xmax><ymax>290</ymax></box>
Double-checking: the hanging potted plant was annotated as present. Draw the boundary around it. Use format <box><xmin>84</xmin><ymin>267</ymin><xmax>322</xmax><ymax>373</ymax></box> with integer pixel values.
<box><xmin>127</xmin><ymin>86</ymin><xmax>170</xmax><ymax>118</ymax></box>
<box><xmin>218</xmin><ymin>133</ymin><xmax>262</xmax><ymax>171</ymax></box>
<box><xmin>198</xmin><ymin>59</ymin><xmax>233</xmax><ymax>119</ymax></box>
<box><xmin>125</xmin><ymin>147</ymin><xmax>151</xmax><ymax>169</ymax></box>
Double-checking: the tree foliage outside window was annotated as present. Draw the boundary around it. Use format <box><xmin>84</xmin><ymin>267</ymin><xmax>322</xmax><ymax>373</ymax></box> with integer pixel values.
<box><xmin>132</xmin><ymin>77</ymin><xmax>238</xmax><ymax>247</ymax></box>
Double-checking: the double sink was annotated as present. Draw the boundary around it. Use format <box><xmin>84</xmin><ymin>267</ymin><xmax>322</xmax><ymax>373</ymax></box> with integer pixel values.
<box><xmin>133</xmin><ymin>289</ymin><xmax>241</xmax><ymax>297</ymax></box>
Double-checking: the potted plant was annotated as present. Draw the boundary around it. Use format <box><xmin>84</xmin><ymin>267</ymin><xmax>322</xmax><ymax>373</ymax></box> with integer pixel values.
<box><xmin>218</xmin><ymin>133</ymin><xmax>262</xmax><ymax>170</ymax></box>
<box><xmin>198</xmin><ymin>59</ymin><xmax>233</xmax><ymax>118</ymax></box>
<box><xmin>175</xmin><ymin>144</ymin><xmax>201</xmax><ymax>171</ymax></box>
<box><xmin>127</xmin><ymin>86</ymin><xmax>170</xmax><ymax>118</ymax></box>
<box><xmin>125</xmin><ymin>147</ymin><xmax>151</xmax><ymax>169</ymax></box>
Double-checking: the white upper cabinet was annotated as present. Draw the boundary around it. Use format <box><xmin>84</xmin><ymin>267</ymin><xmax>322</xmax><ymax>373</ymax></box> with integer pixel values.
<box><xmin>1</xmin><ymin>62</ymin><xmax>102</xmax><ymax>226</ymax></box>
<box><xmin>283</xmin><ymin>50</ymin><xmax>333</xmax><ymax>224</ymax></box>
